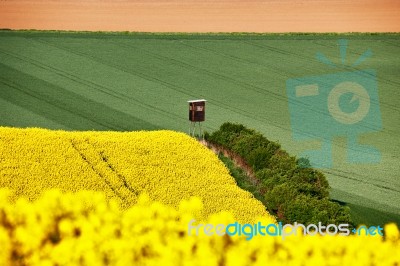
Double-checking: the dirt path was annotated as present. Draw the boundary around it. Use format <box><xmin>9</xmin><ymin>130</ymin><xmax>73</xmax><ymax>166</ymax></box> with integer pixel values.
<box><xmin>1</xmin><ymin>0</ymin><xmax>399</xmax><ymax>32</ymax></box>
<box><xmin>200</xmin><ymin>139</ymin><xmax>261</xmax><ymax>188</ymax></box>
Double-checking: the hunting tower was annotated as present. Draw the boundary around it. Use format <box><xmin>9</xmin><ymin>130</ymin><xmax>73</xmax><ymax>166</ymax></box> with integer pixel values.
<box><xmin>188</xmin><ymin>99</ymin><xmax>206</xmax><ymax>138</ymax></box>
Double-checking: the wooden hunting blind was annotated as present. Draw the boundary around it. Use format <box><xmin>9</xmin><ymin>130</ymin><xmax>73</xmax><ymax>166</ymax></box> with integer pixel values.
<box><xmin>188</xmin><ymin>99</ymin><xmax>206</xmax><ymax>138</ymax></box>
<box><xmin>188</xmin><ymin>99</ymin><xmax>206</xmax><ymax>122</ymax></box>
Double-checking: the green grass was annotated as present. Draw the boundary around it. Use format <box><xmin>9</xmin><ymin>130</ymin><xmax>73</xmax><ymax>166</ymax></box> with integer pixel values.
<box><xmin>0</xmin><ymin>31</ymin><xmax>399</xmax><ymax>226</ymax></box>
<box><xmin>348</xmin><ymin>203</ymin><xmax>400</xmax><ymax>227</ymax></box>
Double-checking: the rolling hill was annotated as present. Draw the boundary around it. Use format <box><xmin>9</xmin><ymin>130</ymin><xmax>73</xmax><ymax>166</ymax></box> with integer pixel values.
<box><xmin>0</xmin><ymin>31</ymin><xmax>399</xmax><ymax>225</ymax></box>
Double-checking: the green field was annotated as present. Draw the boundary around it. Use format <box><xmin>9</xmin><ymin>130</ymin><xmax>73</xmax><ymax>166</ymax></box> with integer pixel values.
<box><xmin>0</xmin><ymin>31</ymin><xmax>399</xmax><ymax>226</ymax></box>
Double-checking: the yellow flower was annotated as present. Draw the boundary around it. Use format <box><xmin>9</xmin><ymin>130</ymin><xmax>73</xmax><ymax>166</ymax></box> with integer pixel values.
<box><xmin>0</xmin><ymin>189</ymin><xmax>399</xmax><ymax>265</ymax></box>
<box><xmin>0</xmin><ymin>127</ymin><xmax>272</xmax><ymax>223</ymax></box>
<box><xmin>1</xmin><ymin>127</ymin><xmax>398</xmax><ymax>265</ymax></box>
<box><xmin>384</xmin><ymin>223</ymin><xmax>399</xmax><ymax>242</ymax></box>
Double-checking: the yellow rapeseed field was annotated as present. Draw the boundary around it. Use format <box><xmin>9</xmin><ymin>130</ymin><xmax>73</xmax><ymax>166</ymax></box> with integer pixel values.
<box><xmin>0</xmin><ymin>127</ymin><xmax>272</xmax><ymax>223</ymax></box>
<box><xmin>1</xmin><ymin>127</ymin><xmax>399</xmax><ymax>266</ymax></box>
<box><xmin>0</xmin><ymin>190</ymin><xmax>398</xmax><ymax>266</ymax></box>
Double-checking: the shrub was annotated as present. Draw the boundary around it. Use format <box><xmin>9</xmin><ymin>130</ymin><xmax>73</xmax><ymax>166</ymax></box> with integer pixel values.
<box><xmin>207</xmin><ymin>123</ymin><xmax>354</xmax><ymax>227</ymax></box>
<box><xmin>246</xmin><ymin>147</ymin><xmax>270</xmax><ymax>171</ymax></box>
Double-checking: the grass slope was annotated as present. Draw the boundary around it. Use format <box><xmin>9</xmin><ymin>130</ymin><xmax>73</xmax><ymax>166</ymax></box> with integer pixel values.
<box><xmin>0</xmin><ymin>31</ymin><xmax>399</xmax><ymax>225</ymax></box>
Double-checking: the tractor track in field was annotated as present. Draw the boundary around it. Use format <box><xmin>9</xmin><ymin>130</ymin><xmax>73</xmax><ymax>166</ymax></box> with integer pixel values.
<box><xmin>70</xmin><ymin>138</ymin><xmax>139</xmax><ymax>201</ymax></box>
<box><xmin>198</xmin><ymin>124</ymin><xmax>400</xmax><ymax>195</ymax></box>
<box><xmin>0</xmin><ymin>75</ymin><xmax>122</xmax><ymax>130</ymax></box>
<box><xmin>30</xmin><ymin>38</ymin><xmax>187</xmax><ymax>123</ymax></box>
<box><xmin>1</xmin><ymin>34</ymin><xmax>399</xmax><ymax>191</ymax></box>
<box><xmin>0</xmin><ymin>48</ymin><xmax>128</xmax><ymax>104</ymax></box>
<box><xmin>2</xmin><ymin>37</ymin><xmax>398</xmax><ymax>150</ymax></box>
<box><xmin>201</xmin><ymin>139</ymin><xmax>400</xmax><ymax>195</ymax></box>
<box><xmin>0</xmin><ymin>42</ymin><xmax>184</xmax><ymax>124</ymax></box>
<box><xmin>99</xmin><ymin>150</ymin><xmax>138</xmax><ymax>196</ymax></box>
<box><xmin>324</xmin><ymin>168</ymin><xmax>400</xmax><ymax>194</ymax></box>
<box><xmin>113</xmin><ymin>40</ymin><xmax>399</xmax><ymax>138</ymax></box>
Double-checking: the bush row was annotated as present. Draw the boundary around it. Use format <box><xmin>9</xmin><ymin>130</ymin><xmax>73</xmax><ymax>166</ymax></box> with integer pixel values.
<box><xmin>205</xmin><ymin>122</ymin><xmax>353</xmax><ymax>226</ymax></box>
